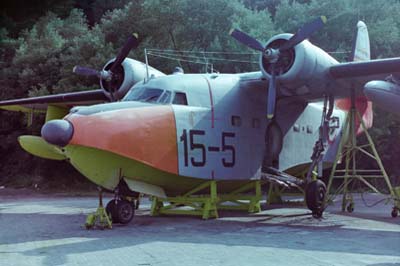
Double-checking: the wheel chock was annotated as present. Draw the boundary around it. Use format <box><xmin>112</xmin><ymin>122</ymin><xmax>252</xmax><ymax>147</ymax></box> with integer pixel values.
<box><xmin>84</xmin><ymin>206</ymin><xmax>112</xmax><ymax>229</ymax></box>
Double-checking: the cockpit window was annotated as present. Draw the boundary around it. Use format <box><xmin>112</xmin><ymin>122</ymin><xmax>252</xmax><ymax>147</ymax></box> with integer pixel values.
<box><xmin>123</xmin><ymin>86</ymin><xmax>163</xmax><ymax>103</ymax></box>
<box><xmin>172</xmin><ymin>92</ymin><xmax>188</xmax><ymax>105</ymax></box>
<box><xmin>158</xmin><ymin>90</ymin><xmax>172</xmax><ymax>104</ymax></box>
<box><xmin>123</xmin><ymin>86</ymin><xmax>188</xmax><ymax>106</ymax></box>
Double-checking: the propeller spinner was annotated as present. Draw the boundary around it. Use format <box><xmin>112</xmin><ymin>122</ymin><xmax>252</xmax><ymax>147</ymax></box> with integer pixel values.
<box><xmin>230</xmin><ymin>16</ymin><xmax>327</xmax><ymax>118</ymax></box>
<box><xmin>73</xmin><ymin>33</ymin><xmax>139</xmax><ymax>101</ymax></box>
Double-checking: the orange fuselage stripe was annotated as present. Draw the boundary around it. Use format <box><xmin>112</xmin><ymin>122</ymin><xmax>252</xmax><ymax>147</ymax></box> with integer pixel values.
<box><xmin>68</xmin><ymin>105</ymin><xmax>178</xmax><ymax>174</ymax></box>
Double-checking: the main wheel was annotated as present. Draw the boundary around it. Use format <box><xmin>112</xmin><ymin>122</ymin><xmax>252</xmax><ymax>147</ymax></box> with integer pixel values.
<box><xmin>106</xmin><ymin>200</ymin><xmax>119</xmax><ymax>223</ymax></box>
<box><xmin>305</xmin><ymin>180</ymin><xmax>327</xmax><ymax>216</ymax></box>
<box><xmin>116</xmin><ymin>200</ymin><xmax>135</xmax><ymax>224</ymax></box>
<box><xmin>346</xmin><ymin>203</ymin><xmax>354</xmax><ymax>213</ymax></box>
<box><xmin>391</xmin><ymin>207</ymin><xmax>398</xmax><ymax>218</ymax></box>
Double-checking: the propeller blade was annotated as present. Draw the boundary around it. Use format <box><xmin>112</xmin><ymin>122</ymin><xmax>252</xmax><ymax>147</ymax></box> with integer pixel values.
<box><xmin>72</xmin><ymin>66</ymin><xmax>100</xmax><ymax>77</ymax></box>
<box><xmin>279</xmin><ymin>16</ymin><xmax>327</xmax><ymax>51</ymax></box>
<box><xmin>229</xmin><ymin>29</ymin><xmax>264</xmax><ymax>52</ymax></box>
<box><xmin>110</xmin><ymin>33</ymin><xmax>139</xmax><ymax>73</ymax></box>
<box><xmin>267</xmin><ymin>64</ymin><xmax>277</xmax><ymax>119</ymax></box>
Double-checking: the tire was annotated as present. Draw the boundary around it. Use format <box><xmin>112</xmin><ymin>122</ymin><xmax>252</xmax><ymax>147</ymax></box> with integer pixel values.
<box><xmin>106</xmin><ymin>200</ymin><xmax>119</xmax><ymax>223</ymax></box>
<box><xmin>116</xmin><ymin>200</ymin><xmax>135</xmax><ymax>224</ymax></box>
<box><xmin>305</xmin><ymin>180</ymin><xmax>327</xmax><ymax>214</ymax></box>
<box><xmin>391</xmin><ymin>208</ymin><xmax>398</xmax><ymax>218</ymax></box>
<box><xmin>346</xmin><ymin>203</ymin><xmax>354</xmax><ymax>213</ymax></box>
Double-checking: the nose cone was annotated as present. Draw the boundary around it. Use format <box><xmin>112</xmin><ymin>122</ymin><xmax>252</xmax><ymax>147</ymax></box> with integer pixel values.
<box><xmin>41</xmin><ymin>119</ymin><xmax>74</xmax><ymax>147</ymax></box>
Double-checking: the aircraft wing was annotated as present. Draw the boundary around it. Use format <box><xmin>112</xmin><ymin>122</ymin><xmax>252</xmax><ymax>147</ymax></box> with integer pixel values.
<box><xmin>0</xmin><ymin>89</ymin><xmax>108</xmax><ymax>113</ymax></box>
<box><xmin>329</xmin><ymin>57</ymin><xmax>400</xmax><ymax>81</ymax></box>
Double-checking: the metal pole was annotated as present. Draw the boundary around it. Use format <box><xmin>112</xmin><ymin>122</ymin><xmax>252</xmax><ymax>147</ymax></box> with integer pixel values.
<box><xmin>144</xmin><ymin>48</ymin><xmax>149</xmax><ymax>81</ymax></box>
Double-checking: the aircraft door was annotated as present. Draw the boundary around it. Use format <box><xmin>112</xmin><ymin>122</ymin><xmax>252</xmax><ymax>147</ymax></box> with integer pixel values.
<box><xmin>263</xmin><ymin>121</ymin><xmax>283</xmax><ymax>169</ymax></box>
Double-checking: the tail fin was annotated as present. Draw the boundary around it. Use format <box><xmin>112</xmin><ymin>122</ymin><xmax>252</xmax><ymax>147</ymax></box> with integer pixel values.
<box><xmin>351</xmin><ymin>21</ymin><xmax>370</xmax><ymax>62</ymax></box>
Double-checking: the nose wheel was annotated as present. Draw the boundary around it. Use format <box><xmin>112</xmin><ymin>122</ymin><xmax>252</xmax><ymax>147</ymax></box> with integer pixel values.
<box><xmin>106</xmin><ymin>198</ymin><xmax>135</xmax><ymax>224</ymax></box>
<box><xmin>305</xmin><ymin>180</ymin><xmax>327</xmax><ymax>218</ymax></box>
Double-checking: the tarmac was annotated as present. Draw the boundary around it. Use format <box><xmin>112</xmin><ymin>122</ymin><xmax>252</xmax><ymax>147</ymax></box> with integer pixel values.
<box><xmin>0</xmin><ymin>189</ymin><xmax>399</xmax><ymax>266</ymax></box>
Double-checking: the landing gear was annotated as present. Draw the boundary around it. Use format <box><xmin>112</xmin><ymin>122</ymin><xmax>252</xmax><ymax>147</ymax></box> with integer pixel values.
<box><xmin>346</xmin><ymin>202</ymin><xmax>354</xmax><ymax>213</ymax></box>
<box><xmin>104</xmin><ymin>179</ymin><xmax>139</xmax><ymax>225</ymax></box>
<box><xmin>106</xmin><ymin>199</ymin><xmax>135</xmax><ymax>224</ymax></box>
<box><xmin>305</xmin><ymin>180</ymin><xmax>327</xmax><ymax>218</ymax></box>
<box><xmin>106</xmin><ymin>200</ymin><xmax>118</xmax><ymax>222</ymax></box>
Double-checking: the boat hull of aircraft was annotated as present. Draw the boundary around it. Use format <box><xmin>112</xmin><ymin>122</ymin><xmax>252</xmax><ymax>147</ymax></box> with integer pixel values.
<box><xmin>18</xmin><ymin>135</ymin><xmax>266</xmax><ymax>197</ymax></box>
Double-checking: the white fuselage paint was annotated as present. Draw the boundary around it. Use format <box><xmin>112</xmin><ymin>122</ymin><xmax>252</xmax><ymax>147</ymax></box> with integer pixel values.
<box><xmin>278</xmin><ymin>102</ymin><xmax>346</xmax><ymax>171</ymax></box>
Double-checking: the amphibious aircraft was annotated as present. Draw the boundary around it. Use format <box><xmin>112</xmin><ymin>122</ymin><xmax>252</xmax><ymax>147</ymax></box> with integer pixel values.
<box><xmin>1</xmin><ymin>17</ymin><xmax>400</xmax><ymax>225</ymax></box>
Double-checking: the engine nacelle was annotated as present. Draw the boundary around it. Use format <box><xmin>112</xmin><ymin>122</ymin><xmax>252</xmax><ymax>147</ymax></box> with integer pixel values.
<box><xmin>101</xmin><ymin>58</ymin><xmax>165</xmax><ymax>101</ymax></box>
<box><xmin>260</xmin><ymin>33</ymin><xmax>337</xmax><ymax>90</ymax></box>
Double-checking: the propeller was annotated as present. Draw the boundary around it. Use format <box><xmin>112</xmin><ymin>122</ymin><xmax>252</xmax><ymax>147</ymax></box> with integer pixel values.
<box><xmin>230</xmin><ymin>16</ymin><xmax>327</xmax><ymax>118</ymax></box>
<box><xmin>72</xmin><ymin>66</ymin><xmax>101</xmax><ymax>77</ymax></box>
<box><xmin>73</xmin><ymin>33</ymin><xmax>139</xmax><ymax>101</ymax></box>
<box><xmin>229</xmin><ymin>29</ymin><xmax>264</xmax><ymax>52</ymax></box>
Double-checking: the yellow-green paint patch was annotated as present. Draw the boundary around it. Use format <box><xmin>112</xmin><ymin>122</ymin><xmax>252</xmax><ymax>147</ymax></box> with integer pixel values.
<box><xmin>0</xmin><ymin>105</ymin><xmax>46</xmax><ymax>113</ymax></box>
<box><xmin>64</xmin><ymin>145</ymin><xmax>202</xmax><ymax>194</ymax></box>
<box><xmin>18</xmin><ymin>135</ymin><xmax>66</xmax><ymax>160</ymax></box>
<box><xmin>45</xmin><ymin>105</ymin><xmax>69</xmax><ymax>121</ymax></box>
<box><xmin>63</xmin><ymin>145</ymin><xmax>262</xmax><ymax>196</ymax></box>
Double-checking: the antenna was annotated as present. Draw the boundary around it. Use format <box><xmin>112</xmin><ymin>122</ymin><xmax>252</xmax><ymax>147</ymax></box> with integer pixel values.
<box><xmin>144</xmin><ymin>48</ymin><xmax>150</xmax><ymax>81</ymax></box>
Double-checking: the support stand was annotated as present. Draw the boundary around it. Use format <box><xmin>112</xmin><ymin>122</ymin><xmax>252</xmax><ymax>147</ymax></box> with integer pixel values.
<box><xmin>150</xmin><ymin>180</ymin><xmax>264</xmax><ymax>219</ymax></box>
<box><xmin>85</xmin><ymin>188</ymin><xmax>112</xmax><ymax>229</ymax></box>
<box><xmin>326</xmin><ymin>90</ymin><xmax>400</xmax><ymax>216</ymax></box>
<box><xmin>151</xmin><ymin>181</ymin><xmax>219</xmax><ymax>219</ymax></box>
<box><xmin>218</xmin><ymin>180</ymin><xmax>262</xmax><ymax>213</ymax></box>
<box><xmin>267</xmin><ymin>183</ymin><xmax>283</xmax><ymax>205</ymax></box>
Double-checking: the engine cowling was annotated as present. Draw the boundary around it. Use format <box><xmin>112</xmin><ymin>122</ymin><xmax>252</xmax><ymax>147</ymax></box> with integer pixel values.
<box><xmin>100</xmin><ymin>58</ymin><xmax>165</xmax><ymax>101</ymax></box>
<box><xmin>260</xmin><ymin>33</ymin><xmax>337</xmax><ymax>90</ymax></box>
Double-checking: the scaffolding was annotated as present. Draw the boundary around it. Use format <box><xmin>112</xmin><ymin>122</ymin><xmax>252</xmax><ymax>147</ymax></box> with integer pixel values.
<box><xmin>326</xmin><ymin>91</ymin><xmax>400</xmax><ymax>217</ymax></box>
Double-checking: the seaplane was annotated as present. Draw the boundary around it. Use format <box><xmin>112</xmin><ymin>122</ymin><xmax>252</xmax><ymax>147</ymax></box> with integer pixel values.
<box><xmin>1</xmin><ymin>17</ymin><xmax>400</xmax><ymax>227</ymax></box>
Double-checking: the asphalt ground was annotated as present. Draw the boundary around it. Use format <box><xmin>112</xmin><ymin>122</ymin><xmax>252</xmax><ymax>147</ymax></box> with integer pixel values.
<box><xmin>0</xmin><ymin>189</ymin><xmax>399</xmax><ymax>266</ymax></box>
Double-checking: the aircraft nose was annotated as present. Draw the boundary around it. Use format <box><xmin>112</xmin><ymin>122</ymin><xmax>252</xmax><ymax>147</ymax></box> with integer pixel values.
<box><xmin>41</xmin><ymin>119</ymin><xmax>74</xmax><ymax>147</ymax></box>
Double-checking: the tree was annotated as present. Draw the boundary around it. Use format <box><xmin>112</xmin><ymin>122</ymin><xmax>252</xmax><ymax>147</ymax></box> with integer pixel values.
<box><xmin>1</xmin><ymin>0</ymin><xmax>400</xmax><ymax>188</ymax></box>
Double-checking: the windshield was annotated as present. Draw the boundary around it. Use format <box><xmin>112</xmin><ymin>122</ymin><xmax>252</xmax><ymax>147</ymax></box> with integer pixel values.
<box><xmin>123</xmin><ymin>86</ymin><xmax>164</xmax><ymax>103</ymax></box>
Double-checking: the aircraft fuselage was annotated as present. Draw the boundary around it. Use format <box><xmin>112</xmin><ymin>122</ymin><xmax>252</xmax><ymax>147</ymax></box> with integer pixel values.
<box><xmin>62</xmin><ymin>73</ymin><xmax>346</xmax><ymax>195</ymax></box>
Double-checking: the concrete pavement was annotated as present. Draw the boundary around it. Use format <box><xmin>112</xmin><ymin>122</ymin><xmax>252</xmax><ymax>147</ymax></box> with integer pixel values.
<box><xmin>0</xmin><ymin>191</ymin><xmax>399</xmax><ymax>266</ymax></box>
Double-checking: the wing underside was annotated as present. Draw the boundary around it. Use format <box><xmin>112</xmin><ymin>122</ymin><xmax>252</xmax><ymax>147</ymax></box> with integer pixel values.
<box><xmin>330</xmin><ymin>57</ymin><xmax>400</xmax><ymax>82</ymax></box>
<box><xmin>0</xmin><ymin>89</ymin><xmax>108</xmax><ymax>113</ymax></box>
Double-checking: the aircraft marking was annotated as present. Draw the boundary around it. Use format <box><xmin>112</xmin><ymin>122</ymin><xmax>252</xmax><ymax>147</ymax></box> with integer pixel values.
<box><xmin>179</xmin><ymin>129</ymin><xmax>236</xmax><ymax>168</ymax></box>
<box><xmin>208</xmin><ymin>146</ymin><xmax>220</xmax><ymax>152</ymax></box>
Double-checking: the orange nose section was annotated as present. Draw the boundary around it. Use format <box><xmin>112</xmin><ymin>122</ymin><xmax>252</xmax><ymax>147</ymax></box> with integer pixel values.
<box><xmin>67</xmin><ymin>105</ymin><xmax>178</xmax><ymax>175</ymax></box>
